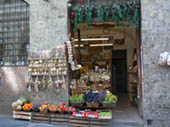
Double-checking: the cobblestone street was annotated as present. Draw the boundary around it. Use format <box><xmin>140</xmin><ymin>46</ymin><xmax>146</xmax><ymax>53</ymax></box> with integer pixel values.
<box><xmin>0</xmin><ymin>115</ymin><xmax>69</xmax><ymax>127</ymax></box>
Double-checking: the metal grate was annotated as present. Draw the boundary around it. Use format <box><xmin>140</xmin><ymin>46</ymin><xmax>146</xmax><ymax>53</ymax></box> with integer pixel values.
<box><xmin>0</xmin><ymin>0</ymin><xmax>29</xmax><ymax>66</ymax></box>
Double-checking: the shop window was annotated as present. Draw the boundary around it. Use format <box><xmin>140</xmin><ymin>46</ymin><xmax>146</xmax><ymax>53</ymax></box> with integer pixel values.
<box><xmin>0</xmin><ymin>0</ymin><xmax>29</xmax><ymax>66</ymax></box>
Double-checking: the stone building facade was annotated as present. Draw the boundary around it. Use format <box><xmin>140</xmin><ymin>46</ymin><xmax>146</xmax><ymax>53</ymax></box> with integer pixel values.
<box><xmin>0</xmin><ymin>0</ymin><xmax>170</xmax><ymax>127</ymax></box>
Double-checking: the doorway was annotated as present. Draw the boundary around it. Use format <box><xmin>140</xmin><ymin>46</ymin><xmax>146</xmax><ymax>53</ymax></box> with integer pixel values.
<box><xmin>68</xmin><ymin>0</ymin><xmax>143</xmax><ymax>123</ymax></box>
<box><xmin>112</xmin><ymin>50</ymin><xmax>127</xmax><ymax>93</ymax></box>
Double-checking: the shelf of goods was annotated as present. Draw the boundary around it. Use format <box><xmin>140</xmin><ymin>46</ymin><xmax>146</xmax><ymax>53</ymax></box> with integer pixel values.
<box><xmin>129</xmin><ymin>71</ymin><xmax>138</xmax><ymax>104</ymax></box>
<box><xmin>69</xmin><ymin>64</ymin><xmax>118</xmax><ymax>109</ymax></box>
<box><xmin>129</xmin><ymin>49</ymin><xmax>138</xmax><ymax>104</ymax></box>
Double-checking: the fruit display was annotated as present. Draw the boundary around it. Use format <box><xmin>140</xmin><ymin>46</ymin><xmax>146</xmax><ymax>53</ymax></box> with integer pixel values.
<box><xmin>65</xmin><ymin>107</ymin><xmax>76</xmax><ymax>113</ymax></box>
<box><xmin>69</xmin><ymin>94</ymin><xmax>84</xmax><ymax>103</ymax></box>
<box><xmin>84</xmin><ymin>92</ymin><xmax>100</xmax><ymax>103</ymax></box>
<box><xmin>58</xmin><ymin>103</ymin><xmax>67</xmax><ymax>113</ymax></box>
<box><xmin>70</xmin><ymin>66</ymin><xmax>111</xmax><ymax>93</ymax></box>
<box><xmin>32</xmin><ymin>105</ymin><xmax>41</xmax><ymax>112</ymax></box>
<box><xmin>103</xmin><ymin>91</ymin><xmax>118</xmax><ymax>104</ymax></box>
<box><xmin>22</xmin><ymin>103</ymin><xmax>34</xmax><ymax>111</ymax></box>
<box><xmin>12</xmin><ymin>98</ymin><xmax>28</xmax><ymax>111</ymax></box>
<box><xmin>48</xmin><ymin>104</ymin><xmax>58</xmax><ymax>113</ymax></box>
<box><xmin>99</xmin><ymin>111</ymin><xmax>112</xmax><ymax>119</ymax></box>
<box><xmin>39</xmin><ymin>102</ymin><xmax>49</xmax><ymax>113</ymax></box>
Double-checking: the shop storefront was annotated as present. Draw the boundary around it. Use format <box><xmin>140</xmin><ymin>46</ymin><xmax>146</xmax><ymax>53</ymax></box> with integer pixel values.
<box><xmin>10</xmin><ymin>0</ymin><xmax>142</xmax><ymax>126</ymax></box>
<box><xmin>1</xmin><ymin>0</ymin><xmax>170</xmax><ymax>127</ymax></box>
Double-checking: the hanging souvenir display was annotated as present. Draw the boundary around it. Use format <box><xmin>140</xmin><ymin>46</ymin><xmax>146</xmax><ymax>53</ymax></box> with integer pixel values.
<box><xmin>65</xmin><ymin>41</ymin><xmax>82</xmax><ymax>71</ymax></box>
<box><xmin>42</xmin><ymin>76</ymin><xmax>46</xmax><ymax>88</ymax></box>
<box><xmin>48</xmin><ymin>76</ymin><xmax>53</xmax><ymax>89</ymax></box>
<box><xmin>28</xmin><ymin>45</ymin><xmax>68</xmax><ymax>92</ymax></box>
<box><xmin>34</xmin><ymin>77</ymin><xmax>41</xmax><ymax>93</ymax></box>
<box><xmin>159</xmin><ymin>52</ymin><xmax>170</xmax><ymax>66</ymax></box>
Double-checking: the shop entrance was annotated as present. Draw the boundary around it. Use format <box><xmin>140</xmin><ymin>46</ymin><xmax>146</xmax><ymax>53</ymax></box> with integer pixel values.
<box><xmin>68</xmin><ymin>0</ymin><xmax>143</xmax><ymax>125</ymax></box>
<box><xmin>68</xmin><ymin>25</ymin><xmax>142</xmax><ymax>123</ymax></box>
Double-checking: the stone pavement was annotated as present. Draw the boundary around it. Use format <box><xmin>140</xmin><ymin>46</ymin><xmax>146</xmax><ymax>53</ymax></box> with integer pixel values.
<box><xmin>0</xmin><ymin>115</ymin><xmax>69</xmax><ymax>127</ymax></box>
<box><xmin>0</xmin><ymin>114</ymin><xmax>144</xmax><ymax>127</ymax></box>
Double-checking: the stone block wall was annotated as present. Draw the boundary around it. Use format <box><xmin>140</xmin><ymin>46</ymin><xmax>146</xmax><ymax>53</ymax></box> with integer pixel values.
<box><xmin>141</xmin><ymin>0</ymin><xmax>170</xmax><ymax>126</ymax></box>
<box><xmin>0</xmin><ymin>67</ymin><xmax>68</xmax><ymax>115</ymax></box>
<box><xmin>0</xmin><ymin>67</ymin><xmax>29</xmax><ymax>115</ymax></box>
<box><xmin>26</xmin><ymin>0</ymin><xmax>69</xmax><ymax>50</ymax></box>
<box><xmin>0</xmin><ymin>0</ymin><xmax>70</xmax><ymax>115</ymax></box>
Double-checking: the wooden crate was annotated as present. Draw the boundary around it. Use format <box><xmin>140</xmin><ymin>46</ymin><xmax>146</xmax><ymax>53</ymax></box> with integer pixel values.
<box><xmin>13</xmin><ymin>111</ymin><xmax>32</xmax><ymax>121</ymax></box>
<box><xmin>69</xmin><ymin>116</ymin><xmax>90</xmax><ymax>127</ymax></box>
<box><xmin>31</xmin><ymin>112</ymin><xmax>50</xmax><ymax>124</ymax></box>
<box><xmin>90</xmin><ymin>119</ymin><xmax>111</xmax><ymax>127</ymax></box>
<box><xmin>50</xmin><ymin>114</ymin><xmax>69</xmax><ymax>125</ymax></box>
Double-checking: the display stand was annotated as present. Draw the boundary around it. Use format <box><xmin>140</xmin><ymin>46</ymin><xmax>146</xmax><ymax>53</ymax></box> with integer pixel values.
<box><xmin>70</xmin><ymin>116</ymin><xmax>111</xmax><ymax>127</ymax></box>
<box><xmin>31</xmin><ymin>112</ymin><xmax>50</xmax><ymax>124</ymax></box>
<box><xmin>50</xmin><ymin>114</ymin><xmax>69</xmax><ymax>125</ymax></box>
<box><xmin>13</xmin><ymin>110</ymin><xmax>112</xmax><ymax>126</ymax></box>
<box><xmin>13</xmin><ymin>111</ymin><xmax>32</xmax><ymax>121</ymax></box>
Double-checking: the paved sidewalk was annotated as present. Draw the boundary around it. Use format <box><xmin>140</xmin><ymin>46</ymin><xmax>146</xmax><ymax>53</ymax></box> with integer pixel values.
<box><xmin>0</xmin><ymin>115</ymin><xmax>69</xmax><ymax>127</ymax></box>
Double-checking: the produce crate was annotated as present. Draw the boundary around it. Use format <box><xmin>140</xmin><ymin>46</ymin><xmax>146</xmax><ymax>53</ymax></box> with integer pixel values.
<box><xmin>50</xmin><ymin>114</ymin><xmax>69</xmax><ymax>125</ymax></box>
<box><xmin>102</xmin><ymin>103</ymin><xmax>116</xmax><ymax>109</ymax></box>
<box><xmin>86</xmin><ymin>103</ymin><xmax>99</xmax><ymax>108</ymax></box>
<box><xmin>90</xmin><ymin>119</ymin><xmax>111</xmax><ymax>127</ymax></box>
<box><xmin>70</xmin><ymin>102</ymin><xmax>83</xmax><ymax>108</ymax></box>
<box><xmin>13</xmin><ymin>110</ymin><xmax>32</xmax><ymax>121</ymax></box>
<box><xmin>69</xmin><ymin>116</ymin><xmax>90</xmax><ymax>127</ymax></box>
<box><xmin>98</xmin><ymin>110</ymin><xmax>112</xmax><ymax>120</ymax></box>
<box><xmin>31</xmin><ymin>112</ymin><xmax>50</xmax><ymax>124</ymax></box>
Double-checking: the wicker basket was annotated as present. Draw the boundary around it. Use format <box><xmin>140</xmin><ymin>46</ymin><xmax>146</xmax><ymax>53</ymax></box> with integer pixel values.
<box><xmin>40</xmin><ymin>108</ymin><xmax>49</xmax><ymax>114</ymax></box>
<box><xmin>86</xmin><ymin>103</ymin><xmax>99</xmax><ymax>108</ymax></box>
<box><xmin>102</xmin><ymin>103</ymin><xmax>116</xmax><ymax>109</ymax></box>
<box><xmin>23</xmin><ymin>109</ymin><xmax>32</xmax><ymax>112</ymax></box>
<box><xmin>13</xmin><ymin>109</ymin><xmax>22</xmax><ymax>112</ymax></box>
<box><xmin>70</xmin><ymin>103</ymin><xmax>83</xmax><ymax>108</ymax></box>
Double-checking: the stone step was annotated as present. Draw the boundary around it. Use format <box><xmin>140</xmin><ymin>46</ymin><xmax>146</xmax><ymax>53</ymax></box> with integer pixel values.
<box><xmin>112</xmin><ymin>125</ymin><xmax>143</xmax><ymax>127</ymax></box>
<box><xmin>110</xmin><ymin>120</ymin><xmax>144</xmax><ymax>127</ymax></box>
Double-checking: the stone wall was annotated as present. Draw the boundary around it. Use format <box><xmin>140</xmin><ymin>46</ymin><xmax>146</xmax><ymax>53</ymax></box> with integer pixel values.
<box><xmin>0</xmin><ymin>0</ymin><xmax>70</xmax><ymax>115</ymax></box>
<box><xmin>0</xmin><ymin>67</ymin><xmax>69</xmax><ymax>115</ymax></box>
<box><xmin>26</xmin><ymin>0</ymin><xmax>69</xmax><ymax>50</ymax></box>
<box><xmin>141</xmin><ymin>0</ymin><xmax>170</xmax><ymax>126</ymax></box>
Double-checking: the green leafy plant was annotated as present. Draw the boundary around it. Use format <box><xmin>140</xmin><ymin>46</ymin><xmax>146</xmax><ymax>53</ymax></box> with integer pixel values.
<box><xmin>104</xmin><ymin>6</ymin><xmax>111</xmax><ymax>21</ymax></box>
<box><xmin>97</xmin><ymin>5</ymin><xmax>104</xmax><ymax>22</ymax></box>
<box><xmin>84</xmin><ymin>5</ymin><xmax>94</xmax><ymax>28</ymax></box>
<box><xmin>72</xmin><ymin>2</ymin><xmax>140</xmax><ymax>31</ymax></box>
